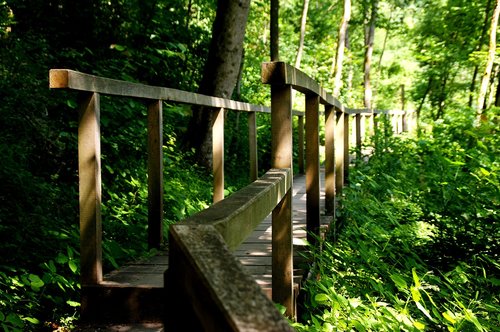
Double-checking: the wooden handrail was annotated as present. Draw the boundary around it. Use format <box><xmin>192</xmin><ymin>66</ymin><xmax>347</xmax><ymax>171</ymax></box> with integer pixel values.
<box><xmin>50</xmin><ymin>69</ymin><xmax>270</xmax><ymax>113</ymax></box>
<box><xmin>166</xmin><ymin>169</ymin><xmax>294</xmax><ymax>330</ymax></box>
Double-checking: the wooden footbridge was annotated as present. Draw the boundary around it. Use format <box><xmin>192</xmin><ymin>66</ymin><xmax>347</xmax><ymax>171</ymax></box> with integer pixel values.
<box><xmin>49</xmin><ymin>62</ymin><xmax>412</xmax><ymax>331</ymax></box>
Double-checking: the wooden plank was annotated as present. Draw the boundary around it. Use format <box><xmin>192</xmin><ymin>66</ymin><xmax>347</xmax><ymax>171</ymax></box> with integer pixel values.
<box><xmin>270</xmin><ymin>83</ymin><xmax>294</xmax><ymax>317</ymax></box>
<box><xmin>248</xmin><ymin>111</ymin><xmax>258</xmax><ymax>181</ymax></box>
<box><xmin>182</xmin><ymin>168</ymin><xmax>291</xmax><ymax>251</ymax></box>
<box><xmin>335</xmin><ymin>111</ymin><xmax>345</xmax><ymax>195</ymax></box>
<box><xmin>50</xmin><ymin>69</ymin><xmax>271</xmax><ymax>114</ymax></box>
<box><xmin>78</xmin><ymin>92</ymin><xmax>102</xmax><ymax>285</ymax></box>
<box><xmin>212</xmin><ymin>108</ymin><xmax>224</xmax><ymax>203</ymax></box>
<box><xmin>147</xmin><ymin>100</ymin><xmax>163</xmax><ymax>249</ymax></box>
<box><xmin>166</xmin><ymin>225</ymin><xmax>294</xmax><ymax>331</ymax></box>
<box><xmin>324</xmin><ymin>105</ymin><xmax>335</xmax><ymax>215</ymax></box>
<box><xmin>343</xmin><ymin>111</ymin><xmax>350</xmax><ymax>184</ymax></box>
<box><xmin>297</xmin><ymin>115</ymin><xmax>304</xmax><ymax>174</ymax></box>
<box><xmin>305</xmin><ymin>94</ymin><xmax>320</xmax><ymax>244</ymax></box>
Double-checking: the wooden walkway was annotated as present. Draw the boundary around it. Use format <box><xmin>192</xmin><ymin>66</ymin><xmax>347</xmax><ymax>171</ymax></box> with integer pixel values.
<box><xmin>81</xmin><ymin>169</ymin><xmax>331</xmax><ymax>328</ymax></box>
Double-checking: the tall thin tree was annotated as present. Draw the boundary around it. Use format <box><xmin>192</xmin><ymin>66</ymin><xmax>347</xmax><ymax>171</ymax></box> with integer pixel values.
<box><xmin>332</xmin><ymin>0</ymin><xmax>351</xmax><ymax>98</ymax></box>
<box><xmin>477</xmin><ymin>0</ymin><xmax>500</xmax><ymax>121</ymax></box>
<box><xmin>363</xmin><ymin>0</ymin><xmax>378</xmax><ymax>109</ymax></box>
<box><xmin>295</xmin><ymin>0</ymin><xmax>310</xmax><ymax>68</ymax></box>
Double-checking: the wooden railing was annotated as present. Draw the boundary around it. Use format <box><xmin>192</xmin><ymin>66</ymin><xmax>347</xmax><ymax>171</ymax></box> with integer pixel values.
<box><xmin>49</xmin><ymin>63</ymin><xmax>413</xmax><ymax>330</ymax></box>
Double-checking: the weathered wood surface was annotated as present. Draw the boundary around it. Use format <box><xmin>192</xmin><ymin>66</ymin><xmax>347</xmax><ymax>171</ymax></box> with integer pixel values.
<box><xmin>235</xmin><ymin>169</ymin><xmax>332</xmax><ymax>296</ymax></box>
<box><xmin>50</xmin><ymin>69</ymin><xmax>270</xmax><ymax>113</ymax></box>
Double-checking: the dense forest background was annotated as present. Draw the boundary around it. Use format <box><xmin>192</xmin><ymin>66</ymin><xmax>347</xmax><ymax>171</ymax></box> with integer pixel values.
<box><xmin>0</xmin><ymin>0</ymin><xmax>498</xmax><ymax>330</ymax></box>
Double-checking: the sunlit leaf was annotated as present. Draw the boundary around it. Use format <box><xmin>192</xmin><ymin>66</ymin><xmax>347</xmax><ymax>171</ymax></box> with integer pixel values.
<box><xmin>66</xmin><ymin>300</ymin><xmax>81</xmax><ymax>307</ymax></box>
<box><xmin>442</xmin><ymin>311</ymin><xmax>456</xmax><ymax>324</ymax></box>
<box><xmin>411</xmin><ymin>286</ymin><xmax>421</xmax><ymax>302</ymax></box>
<box><xmin>413</xmin><ymin>321</ymin><xmax>425</xmax><ymax>330</ymax></box>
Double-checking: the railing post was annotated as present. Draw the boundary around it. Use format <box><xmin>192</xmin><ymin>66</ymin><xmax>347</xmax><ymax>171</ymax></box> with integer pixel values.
<box><xmin>335</xmin><ymin>111</ymin><xmax>345</xmax><ymax>195</ymax></box>
<box><xmin>343</xmin><ymin>111</ymin><xmax>350</xmax><ymax>184</ymax></box>
<box><xmin>213</xmin><ymin>108</ymin><xmax>224</xmax><ymax>203</ymax></box>
<box><xmin>360</xmin><ymin>114</ymin><xmax>366</xmax><ymax>143</ymax></box>
<box><xmin>147</xmin><ymin>100</ymin><xmax>164</xmax><ymax>249</ymax></box>
<box><xmin>248</xmin><ymin>111</ymin><xmax>258</xmax><ymax>182</ymax></box>
<box><xmin>305</xmin><ymin>94</ymin><xmax>320</xmax><ymax>244</ymax></box>
<box><xmin>355</xmin><ymin>113</ymin><xmax>362</xmax><ymax>159</ymax></box>
<box><xmin>324</xmin><ymin>105</ymin><xmax>335</xmax><ymax>216</ymax></box>
<box><xmin>78</xmin><ymin>92</ymin><xmax>102</xmax><ymax>285</ymax></box>
<box><xmin>271</xmin><ymin>84</ymin><xmax>294</xmax><ymax>317</ymax></box>
<box><xmin>298</xmin><ymin>114</ymin><xmax>305</xmax><ymax>174</ymax></box>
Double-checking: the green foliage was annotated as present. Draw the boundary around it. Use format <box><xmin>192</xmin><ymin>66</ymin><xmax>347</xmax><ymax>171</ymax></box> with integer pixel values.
<box><xmin>294</xmin><ymin>111</ymin><xmax>499</xmax><ymax>331</ymax></box>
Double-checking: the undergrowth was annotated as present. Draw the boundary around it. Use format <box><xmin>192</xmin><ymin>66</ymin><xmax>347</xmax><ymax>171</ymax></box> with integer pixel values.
<box><xmin>294</xmin><ymin>111</ymin><xmax>499</xmax><ymax>331</ymax></box>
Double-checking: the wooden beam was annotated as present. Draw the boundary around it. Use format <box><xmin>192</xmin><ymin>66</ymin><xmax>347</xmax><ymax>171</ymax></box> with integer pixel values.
<box><xmin>213</xmin><ymin>108</ymin><xmax>225</xmax><ymax>203</ymax></box>
<box><xmin>305</xmin><ymin>94</ymin><xmax>320</xmax><ymax>244</ymax></box>
<box><xmin>248</xmin><ymin>112</ymin><xmax>258</xmax><ymax>182</ymax></box>
<box><xmin>343</xmin><ymin>112</ymin><xmax>350</xmax><ymax>184</ymax></box>
<box><xmin>78</xmin><ymin>92</ymin><xmax>102</xmax><ymax>285</ymax></box>
<box><xmin>270</xmin><ymin>84</ymin><xmax>294</xmax><ymax>317</ymax></box>
<box><xmin>165</xmin><ymin>225</ymin><xmax>294</xmax><ymax>331</ymax></box>
<box><xmin>297</xmin><ymin>115</ymin><xmax>304</xmax><ymax>174</ymax></box>
<box><xmin>335</xmin><ymin>111</ymin><xmax>345</xmax><ymax>195</ymax></box>
<box><xmin>147</xmin><ymin>100</ymin><xmax>163</xmax><ymax>249</ymax></box>
<box><xmin>324</xmin><ymin>105</ymin><xmax>335</xmax><ymax>215</ymax></box>
<box><xmin>182</xmin><ymin>168</ymin><xmax>292</xmax><ymax>251</ymax></box>
<box><xmin>49</xmin><ymin>69</ymin><xmax>271</xmax><ymax>114</ymax></box>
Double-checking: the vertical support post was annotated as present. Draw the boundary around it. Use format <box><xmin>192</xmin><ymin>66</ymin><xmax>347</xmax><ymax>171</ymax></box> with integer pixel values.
<box><xmin>360</xmin><ymin>114</ymin><xmax>366</xmax><ymax>143</ymax></box>
<box><xmin>355</xmin><ymin>113</ymin><xmax>362</xmax><ymax>159</ymax></box>
<box><xmin>399</xmin><ymin>113</ymin><xmax>404</xmax><ymax>134</ymax></box>
<box><xmin>213</xmin><ymin>108</ymin><xmax>224</xmax><ymax>203</ymax></box>
<box><xmin>335</xmin><ymin>111</ymin><xmax>345</xmax><ymax>195</ymax></box>
<box><xmin>305</xmin><ymin>94</ymin><xmax>320</xmax><ymax>244</ymax></box>
<box><xmin>248</xmin><ymin>111</ymin><xmax>258</xmax><ymax>182</ymax></box>
<box><xmin>343</xmin><ymin>111</ymin><xmax>350</xmax><ymax>184</ymax></box>
<box><xmin>298</xmin><ymin>114</ymin><xmax>305</xmax><ymax>174</ymax></box>
<box><xmin>271</xmin><ymin>84</ymin><xmax>293</xmax><ymax>317</ymax></box>
<box><xmin>78</xmin><ymin>92</ymin><xmax>102</xmax><ymax>285</ymax></box>
<box><xmin>324</xmin><ymin>105</ymin><xmax>335</xmax><ymax>216</ymax></box>
<box><xmin>147</xmin><ymin>100</ymin><xmax>164</xmax><ymax>249</ymax></box>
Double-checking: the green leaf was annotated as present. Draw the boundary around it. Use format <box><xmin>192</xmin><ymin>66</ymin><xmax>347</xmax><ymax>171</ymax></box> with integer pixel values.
<box><xmin>23</xmin><ymin>316</ymin><xmax>40</xmax><ymax>324</ymax></box>
<box><xmin>442</xmin><ymin>311</ymin><xmax>456</xmax><ymax>324</ymax></box>
<box><xmin>412</xmin><ymin>268</ymin><xmax>421</xmax><ymax>288</ymax></box>
<box><xmin>315</xmin><ymin>293</ymin><xmax>330</xmax><ymax>303</ymax></box>
<box><xmin>390</xmin><ymin>273</ymin><xmax>408</xmax><ymax>290</ymax></box>
<box><xmin>68</xmin><ymin>260</ymin><xmax>77</xmax><ymax>273</ymax></box>
<box><xmin>56</xmin><ymin>253</ymin><xmax>68</xmax><ymax>264</ymax></box>
<box><xmin>66</xmin><ymin>300</ymin><xmax>81</xmax><ymax>307</ymax></box>
<box><xmin>29</xmin><ymin>274</ymin><xmax>44</xmax><ymax>291</ymax></box>
<box><xmin>0</xmin><ymin>311</ymin><xmax>4</xmax><ymax>321</ymax></box>
<box><xmin>410</xmin><ymin>286</ymin><xmax>421</xmax><ymax>302</ymax></box>
<box><xmin>413</xmin><ymin>321</ymin><xmax>425</xmax><ymax>330</ymax></box>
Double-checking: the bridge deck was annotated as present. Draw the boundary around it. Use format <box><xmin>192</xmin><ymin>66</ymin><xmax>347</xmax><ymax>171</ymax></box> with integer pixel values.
<box><xmin>80</xmin><ymin>170</ymin><xmax>331</xmax><ymax>328</ymax></box>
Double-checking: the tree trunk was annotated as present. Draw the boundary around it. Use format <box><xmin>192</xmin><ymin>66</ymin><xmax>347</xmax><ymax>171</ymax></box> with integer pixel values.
<box><xmin>469</xmin><ymin>0</ymin><xmax>492</xmax><ymax>107</ymax></box>
<box><xmin>295</xmin><ymin>0</ymin><xmax>310</xmax><ymax>68</ymax></box>
<box><xmin>271</xmin><ymin>0</ymin><xmax>280</xmax><ymax>61</ymax></box>
<box><xmin>363</xmin><ymin>0</ymin><xmax>378</xmax><ymax>109</ymax></box>
<box><xmin>477</xmin><ymin>0</ymin><xmax>500</xmax><ymax>120</ymax></box>
<box><xmin>184</xmin><ymin>0</ymin><xmax>251</xmax><ymax>168</ymax></box>
<box><xmin>332</xmin><ymin>0</ymin><xmax>351</xmax><ymax>98</ymax></box>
